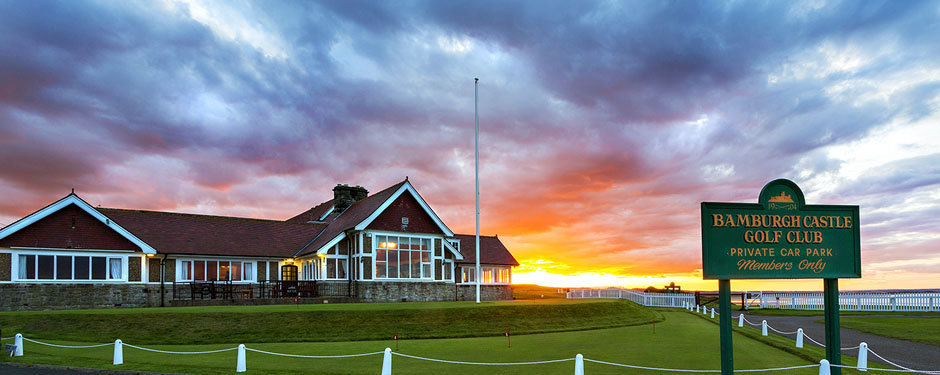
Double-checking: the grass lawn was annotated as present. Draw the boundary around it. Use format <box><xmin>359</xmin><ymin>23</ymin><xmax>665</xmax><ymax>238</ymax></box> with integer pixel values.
<box><xmin>0</xmin><ymin>299</ymin><xmax>657</xmax><ymax>344</ymax></box>
<box><xmin>0</xmin><ymin>311</ymin><xmax>871</xmax><ymax>375</ymax></box>
<box><xmin>824</xmin><ymin>316</ymin><xmax>940</xmax><ymax>346</ymax></box>
<box><xmin>511</xmin><ymin>284</ymin><xmax>568</xmax><ymax>300</ymax></box>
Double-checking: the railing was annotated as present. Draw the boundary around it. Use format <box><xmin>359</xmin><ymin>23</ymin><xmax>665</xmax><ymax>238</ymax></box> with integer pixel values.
<box><xmin>754</xmin><ymin>292</ymin><xmax>940</xmax><ymax>311</ymax></box>
<box><xmin>566</xmin><ymin>288</ymin><xmax>695</xmax><ymax>308</ymax></box>
<box><xmin>171</xmin><ymin>280</ymin><xmax>352</xmax><ymax>300</ymax></box>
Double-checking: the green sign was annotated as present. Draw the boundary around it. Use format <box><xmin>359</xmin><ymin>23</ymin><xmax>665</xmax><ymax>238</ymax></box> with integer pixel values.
<box><xmin>701</xmin><ymin>179</ymin><xmax>861</xmax><ymax>279</ymax></box>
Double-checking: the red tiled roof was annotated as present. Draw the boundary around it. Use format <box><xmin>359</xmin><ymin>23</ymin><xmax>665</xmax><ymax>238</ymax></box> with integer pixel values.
<box><xmin>99</xmin><ymin>208</ymin><xmax>327</xmax><ymax>258</ymax></box>
<box><xmin>453</xmin><ymin>234</ymin><xmax>519</xmax><ymax>266</ymax></box>
<box><xmin>285</xmin><ymin>199</ymin><xmax>334</xmax><ymax>224</ymax></box>
<box><xmin>293</xmin><ymin>180</ymin><xmax>407</xmax><ymax>257</ymax></box>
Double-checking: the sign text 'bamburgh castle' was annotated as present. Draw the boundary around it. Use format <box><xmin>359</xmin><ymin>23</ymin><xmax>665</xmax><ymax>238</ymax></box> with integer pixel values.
<box><xmin>701</xmin><ymin>179</ymin><xmax>861</xmax><ymax>280</ymax></box>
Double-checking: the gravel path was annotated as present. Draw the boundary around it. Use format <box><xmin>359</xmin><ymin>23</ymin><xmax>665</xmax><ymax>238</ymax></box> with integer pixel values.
<box><xmin>739</xmin><ymin>313</ymin><xmax>940</xmax><ymax>372</ymax></box>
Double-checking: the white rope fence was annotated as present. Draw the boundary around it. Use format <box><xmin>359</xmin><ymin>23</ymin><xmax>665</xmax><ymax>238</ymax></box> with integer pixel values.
<box><xmin>683</xmin><ymin>303</ymin><xmax>940</xmax><ymax>374</ymax></box>
<box><xmin>6</xmin><ymin>309</ymin><xmax>940</xmax><ymax>375</ymax></box>
<box><xmin>246</xmin><ymin>347</ymin><xmax>385</xmax><ymax>359</ymax></box>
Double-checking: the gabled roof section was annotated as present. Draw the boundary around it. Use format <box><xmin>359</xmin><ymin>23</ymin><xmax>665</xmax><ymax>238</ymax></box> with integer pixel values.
<box><xmin>0</xmin><ymin>194</ymin><xmax>158</xmax><ymax>254</ymax></box>
<box><xmin>295</xmin><ymin>179</ymin><xmax>455</xmax><ymax>257</ymax></box>
<box><xmin>100</xmin><ymin>208</ymin><xmax>327</xmax><ymax>258</ymax></box>
<box><xmin>453</xmin><ymin>234</ymin><xmax>519</xmax><ymax>266</ymax></box>
<box><xmin>354</xmin><ymin>181</ymin><xmax>454</xmax><ymax>235</ymax></box>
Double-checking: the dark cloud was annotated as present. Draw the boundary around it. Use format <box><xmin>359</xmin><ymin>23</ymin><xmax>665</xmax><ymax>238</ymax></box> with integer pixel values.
<box><xmin>0</xmin><ymin>0</ymin><xmax>938</xmax><ymax>285</ymax></box>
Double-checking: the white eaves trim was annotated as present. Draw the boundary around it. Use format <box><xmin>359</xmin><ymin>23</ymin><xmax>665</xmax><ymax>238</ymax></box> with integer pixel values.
<box><xmin>353</xmin><ymin>182</ymin><xmax>455</xmax><ymax>236</ymax></box>
<box><xmin>0</xmin><ymin>194</ymin><xmax>158</xmax><ymax>254</ymax></box>
<box><xmin>441</xmin><ymin>237</ymin><xmax>465</xmax><ymax>260</ymax></box>
<box><xmin>314</xmin><ymin>232</ymin><xmax>346</xmax><ymax>256</ymax></box>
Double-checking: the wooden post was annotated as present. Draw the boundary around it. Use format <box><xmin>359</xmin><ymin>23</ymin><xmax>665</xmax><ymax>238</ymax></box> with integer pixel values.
<box><xmin>823</xmin><ymin>279</ymin><xmax>841</xmax><ymax>375</ymax></box>
<box><xmin>719</xmin><ymin>279</ymin><xmax>733</xmax><ymax>375</ymax></box>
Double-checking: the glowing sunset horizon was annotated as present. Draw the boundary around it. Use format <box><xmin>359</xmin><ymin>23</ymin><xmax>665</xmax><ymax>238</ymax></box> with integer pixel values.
<box><xmin>1</xmin><ymin>1</ymin><xmax>939</xmax><ymax>292</ymax></box>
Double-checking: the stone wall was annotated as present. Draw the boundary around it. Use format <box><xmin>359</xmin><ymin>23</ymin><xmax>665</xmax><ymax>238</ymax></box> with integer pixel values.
<box><xmin>0</xmin><ymin>253</ymin><xmax>10</xmax><ymax>281</ymax></box>
<box><xmin>0</xmin><ymin>283</ymin><xmax>167</xmax><ymax>311</ymax></box>
<box><xmin>456</xmin><ymin>284</ymin><xmax>512</xmax><ymax>301</ymax></box>
<box><xmin>356</xmin><ymin>282</ymin><xmax>511</xmax><ymax>302</ymax></box>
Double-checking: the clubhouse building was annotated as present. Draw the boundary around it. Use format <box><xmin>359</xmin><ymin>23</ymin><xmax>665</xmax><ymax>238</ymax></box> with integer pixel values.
<box><xmin>0</xmin><ymin>179</ymin><xmax>518</xmax><ymax>311</ymax></box>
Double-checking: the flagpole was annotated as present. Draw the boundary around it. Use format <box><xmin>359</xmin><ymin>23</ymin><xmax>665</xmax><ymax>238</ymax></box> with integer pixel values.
<box><xmin>474</xmin><ymin>77</ymin><xmax>481</xmax><ymax>304</ymax></box>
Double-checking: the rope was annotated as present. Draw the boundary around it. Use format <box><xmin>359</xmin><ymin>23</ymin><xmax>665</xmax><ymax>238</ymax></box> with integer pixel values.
<box><xmin>795</xmin><ymin>333</ymin><xmax>861</xmax><ymax>350</ymax></box>
<box><xmin>245</xmin><ymin>347</ymin><xmax>384</xmax><ymax>359</ymax></box>
<box><xmin>123</xmin><ymin>343</ymin><xmax>237</xmax><ymax>355</ymax></box>
<box><xmin>742</xmin><ymin>317</ymin><xmax>762</xmax><ymax>326</ymax></box>
<box><xmin>867</xmin><ymin>347</ymin><xmax>940</xmax><ymax>374</ymax></box>
<box><xmin>393</xmin><ymin>352</ymin><xmax>574</xmax><ymax>366</ymax></box>
<box><xmin>21</xmin><ymin>337</ymin><xmax>114</xmax><ymax>349</ymax></box>
<box><xmin>584</xmin><ymin>358</ymin><xmax>720</xmax><ymax>372</ymax></box>
<box><xmin>766</xmin><ymin>325</ymin><xmax>798</xmax><ymax>335</ymax></box>
<box><xmin>1</xmin><ymin>336</ymin><xmax>13</xmax><ymax>340</ymax></box>
<box><xmin>801</xmin><ymin>332</ymin><xmax>827</xmax><ymax>347</ymax></box>
<box><xmin>585</xmin><ymin>358</ymin><xmax>818</xmax><ymax>372</ymax></box>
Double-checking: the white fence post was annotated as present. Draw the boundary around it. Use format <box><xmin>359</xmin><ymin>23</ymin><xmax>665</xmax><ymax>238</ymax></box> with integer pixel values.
<box><xmin>696</xmin><ymin>305</ymin><xmax>700</xmax><ymax>313</ymax></box>
<box><xmin>738</xmin><ymin>314</ymin><xmax>744</xmax><ymax>327</ymax></box>
<box><xmin>796</xmin><ymin>328</ymin><xmax>804</xmax><ymax>348</ymax></box>
<box><xmin>819</xmin><ymin>359</ymin><xmax>831</xmax><ymax>375</ymax></box>
<box><xmin>710</xmin><ymin>308</ymin><xmax>715</xmax><ymax>318</ymax></box>
<box><xmin>575</xmin><ymin>353</ymin><xmax>584</xmax><ymax>375</ymax></box>
<box><xmin>236</xmin><ymin>344</ymin><xmax>246</xmax><ymax>373</ymax></box>
<box><xmin>761</xmin><ymin>320</ymin><xmax>768</xmax><ymax>336</ymax></box>
<box><xmin>14</xmin><ymin>333</ymin><xmax>23</xmax><ymax>356</ymax></box>
<box><xmin>382</xmin><ymin>347</ymin><xmax>392</xmax><ymax>375</ymax></box>
<box><xmin>113</xmin><ymin>339</ymin><xmax>123</xmax><ymax>365</ymax></box>
<box><xmin>857</xmin><ymin>342</ymin><xmax>868</xmax><ymax>371</ymax></box>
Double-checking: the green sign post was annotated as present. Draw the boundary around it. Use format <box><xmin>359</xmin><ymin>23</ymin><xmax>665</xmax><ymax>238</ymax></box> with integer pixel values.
<box><xmin>702</xmin><ymin>179</ymin><xmax>860</xmax><ymax>375</ymax></box>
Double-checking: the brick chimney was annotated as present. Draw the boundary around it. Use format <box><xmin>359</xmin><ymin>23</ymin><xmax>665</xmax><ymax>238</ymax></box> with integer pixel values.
<box><xmin>333</xmin><ymin>184</ymin><xmax>369</xmax><ymax>211</ymax></box>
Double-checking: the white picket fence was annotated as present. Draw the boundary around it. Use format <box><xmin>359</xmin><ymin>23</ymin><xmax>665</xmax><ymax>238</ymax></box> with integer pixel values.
<box><xmin>566</xmin><ymin>288</ymin><xmax>694</xmax><ymax>308</ymax></box>
<box><xmin>753</xmin><ymin>292</ymin><xmax>940</xmax><ymax>311</ymax></box>
<box><xmin>568</xmin><ymin>288</ymin><xmax>940</xmax><ymax>312</ymax></box>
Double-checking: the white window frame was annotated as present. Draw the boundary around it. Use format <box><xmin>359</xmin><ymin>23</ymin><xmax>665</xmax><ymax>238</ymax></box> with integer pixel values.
<box><xmin>176</xmin><ymin>258</ymin><xmax>258</xmax><ymax>283</ymax></box>
<box><xmin>371</xmin><ymin>232</ymin><xmax>435</xmax><ymax>281</ymax></box>
<box><xmin>10</xmin><ymin>250</ymin><xmax>129</xmax><ymax>283</ymax></box>
<box><xmin>458</xmin><ymin>265</ymin><xmax>511</xmax><ymax>285</ymax></box>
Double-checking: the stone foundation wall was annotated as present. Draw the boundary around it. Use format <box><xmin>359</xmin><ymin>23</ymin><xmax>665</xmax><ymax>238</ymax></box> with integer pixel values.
<box><xmin>356</xmin><ymin>282</ymin><xmax>511</xmax><ymax>302</ymax></box>
<box><xmin>0</xmin><ymin>283</ymin><xmax>171</xmax><ymax>311</ymax></box>
<box><xmin>0</xmin><ymin>282</ymin><xmax>513</xmax><ymax>310</ymax></box>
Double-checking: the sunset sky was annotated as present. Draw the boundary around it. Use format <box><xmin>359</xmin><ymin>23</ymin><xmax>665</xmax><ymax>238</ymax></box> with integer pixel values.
<box><xmin>1</xmin><ymin>1</ymin><xmax>938</xmax><ymax>291</ymax></box>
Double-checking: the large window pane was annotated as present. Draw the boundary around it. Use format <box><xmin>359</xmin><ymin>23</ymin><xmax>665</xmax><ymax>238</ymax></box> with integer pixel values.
<box><xmin>376</xmin><ymin>261</ymin><xmax>386</xmax><ymax>278</ymax></box>
<box><xmin>56</xmin><ymin>256</ymin><xmax>72</xmax><ymax>280</ymax></box>
<box><xmin>109</xmin><ymin>258</ymin><xmax>122</xmax><ymax>279</ymax></box>
<box><xmin>399</xmin><ymin>251</ymin><xmax>409</xmax><ymax>278</ymax></box>
<box><xmin>422</xmin><ymin>264</ymin><xmax>430</xmax><ymax>278</ymax></box>
<box><xmin>92</xmin><ymin>257</ymin><xmax>107</xmax><ymax>280</ymax></box>
<box><xmin>410</xmin><ymin>251</ymin><xmax>420</xmax><ymax>278</ymax></box>
<box><xmin>74</xmin><ymin>256</ymin><xmax>90</xmax><ymax>280</ymax></box>
<box><xmin>38</xmin><ymin>255</ymin><xmax>54</xmax><ymax>279</ymax></box>
<box><xmin>338</xmin><ymin>259</ymin><xmax>347</xmax><ymax>279</ymax></box>
<box><xmin>181</xmin><ymin>261</ymin><xmax>191</xmax><ymax>280</ymax></box>
<box><xmin>20</xmin><ymin>255</ymin><xmax>35</xmax><ymax>279</ymax></box>
<box><xmin>207</xmin><ymin>261</ymin><xmax>218</xmax><ymax>280</ymax></box>
<box><xmin>327</xmin><ymin>258</ymin><xmax>337</xmax><ymax>279</ymax></box>
<box><xmin>194</xmin><ymin>260</ymin><xmax>205</xmax><ymax>281</ymax></box>
<box><xmin>232</xmin><ymin>262</ymin><xmax>242</xmax><ymax>281</ymax></box>
<box><xmin>387</xmin><ymin>250</ymin><xmax>398</xmax><ymax>278</ymax></box>
<box><xmin>219</xmin><ymin>261</ymin><xmax>230</xmax><ymax>281</ymax></box>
